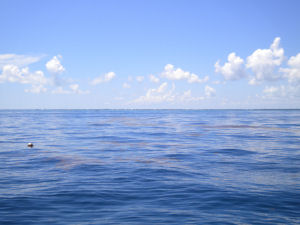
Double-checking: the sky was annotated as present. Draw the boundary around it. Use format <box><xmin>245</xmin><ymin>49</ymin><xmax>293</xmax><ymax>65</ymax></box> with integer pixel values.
<box><xmin>1</xmin><ymin>0</ymin><xmax>300</xmax><ymax>109</ymax></box>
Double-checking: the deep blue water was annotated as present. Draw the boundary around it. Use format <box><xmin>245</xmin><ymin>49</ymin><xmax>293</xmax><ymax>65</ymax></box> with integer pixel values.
<box><xmin>0</xmin><ymin>109</ymin><xmax>300</xmax><ymax>224</ymax></box>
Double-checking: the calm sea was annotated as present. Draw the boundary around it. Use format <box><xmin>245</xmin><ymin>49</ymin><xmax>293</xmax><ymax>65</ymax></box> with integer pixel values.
<box><xmin>0</xmin><ymin>110</ymin><xmax>300</xmax><ymax>224</ymax></box>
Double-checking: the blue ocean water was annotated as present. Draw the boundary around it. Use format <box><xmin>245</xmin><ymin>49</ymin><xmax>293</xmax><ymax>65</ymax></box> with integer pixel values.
<box><xmin>0</xmin><ymin>109</ymin><xmax>300</xmax><ymax>224</ymax></box>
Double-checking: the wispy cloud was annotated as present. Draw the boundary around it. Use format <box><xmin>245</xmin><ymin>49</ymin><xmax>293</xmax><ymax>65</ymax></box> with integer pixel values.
<box><xmin>204</xmin><ymin>85</ymin><xmax>216</xmax><ymax>98</ymax></box>
<box><xmin>134</xmin><ymin>82</ymin><xmax>175</xmax><ymax>103</ymax></box>
<box><xmin>0</xmin><ymin>54</ymin><xmax>42</xmax><ymax>69</ymax></box>
<box><xmin>149</xmin><ymin>74</ymin><xmax>159</xmax><ymax>83</ymax></box>
<box><xmin>91</xmin><ymin>72</ymin><xmax>116</xmax><ymax>85</ymax></box>
<box><xmin>69</xmin><ymin>84</ymin><xmax>90</xmax><ymax>94</ymax></box>
<box><xmin>262</xmin><ymin>85</ymin><xmax>300</xmax><ymax>99</ymax></box>
<box><xmin>25</xmin><ymin>85</ymin><xmax>47</xmax><ymax>94</ymax></box>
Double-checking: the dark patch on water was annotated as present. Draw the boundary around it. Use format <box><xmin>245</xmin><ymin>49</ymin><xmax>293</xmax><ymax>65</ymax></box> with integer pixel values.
<box><xmin>211</xmin><ymin>148</ymin><xmax>256</xmax><ymax>156</ymax></box>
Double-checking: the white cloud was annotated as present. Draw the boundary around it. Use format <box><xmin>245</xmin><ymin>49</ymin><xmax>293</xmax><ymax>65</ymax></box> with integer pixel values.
<box><xmin>280</xmin><ymin>53</ymin><xmax>300</xmax><ymax>84</ymax></box>
<box><xmin>0</xmin><ymin>64</ymin><xmax>49</xmax><ymax>93</ymax></box>
<box><xmin>157</xmin><ymin>82</ymin><xmax>168</xmax><ymax>93</ymax></box>
<box><xmin>0</xmin><ymin>54</ymin><xmax>42</xmax><ymax>69</ymax></box>
<box><xmin>149</xmin><ymin>74</ymin><xmax>160</xmax><ymax>83</ymax></box>
<box><xmin>263</xmin><ymin>86</ymin><xmax>283</xmax><ymax>97</ymax></box>
<box><xmin>0</xmin><ymin>62</ymin><xmax>89</xmax><ymax>94</ymax></box>
<box><xmin>215</xmin><ymin>52</ymin><xmax>246</xmax><ymax>80</ymax></box>
<box><xmin>44</xmin><ymin>55</ymin><xmax>89</xmax><ymax>94</ymax></box>
<box><xmin>0</xmin><ymin>66</ymin><xmax>48</xmax><ymax>93</ymax></box>
<box><xmin>134</xmin><ymin>82</ymin><xmax>211</xmax><ymax>104</ymax></box>
<box><xmin>22</xmin><ymin>69</ymin><xmax>48</xmax><ymax>85</ymax></box>
<box><xmin>52</xmin><ymin>85</ymin><xmax>88</xmax><ymax>95</ymax></box>
<box><xmin>205</xmin><ymin>85</ymin><xmax>216</xmax><ymax>98</ymax></box>
<box><xmin>25</xmin><ymin>85</ymin><xmax>47</xmax><ymax>94</ymax></box>
<box><xmin>262</xmin><ymin>85</ymin><xmax>300</xmax><ymax>99</ymax></box>
<box><xmin>136</xmin><ymin>76</ymin><xmax>144</xmax><ymax>82</ymax></box>
<box><xmin>0</xmin><ymin>54</ymin><xmax>89</xmax><ymax>95</ymax></box>
<box><xmin>189</xmin><ymin>74</ymin><xmax>209</xmax><ymax>83</ymax></box>
<box><xmin>69</xmin><ymin>83</ymin><xmax>89</xmax><ymax>94</ymax></box>
<box><xmin>247</xmin><ymin>37</ymin><xmax>284</xmax><ymax>84</ymax></box>
<box><xmin>123</xmin><ymin>82</ymin><xmax>131</xmax><ymax>88</ymax></box>
<box><xmin>287</xmin><ymin>53</ymin><xmax>300</xmax><ymax>68</ymax></box>
<box><xmin>161</xmin><ymin>64</ymin><xmax>208</xmax><ymax>83</ymax></box>
<box><xmin>0</xmin><ymin>65</ymin><xmax>24</xmax><ymax>83</ymax></box>
<box><xmin>179</xmin><ymin>90</ymin><xmax>205</xmax><ymax>102</ymax></box>
<box><xmin>134</xmin><ymin>82</ymin><xmax>176</xmax><ymax>103</ymax></box>
<box><xmin>91</xmin><ymin>72</ymin><xmax>115</xmax><ymax>85</ymax></box>
<box><xmin>46</xmin><ymin>55</ymin><xmax>65</xmax><ymax>74</ymax></box>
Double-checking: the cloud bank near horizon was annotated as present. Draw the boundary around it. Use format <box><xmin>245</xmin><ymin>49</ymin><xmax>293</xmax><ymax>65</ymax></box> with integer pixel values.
<box><xmin>0</xmin><ymin>37</ymin><xmax>300</xmax><ymax>107</ymax></box>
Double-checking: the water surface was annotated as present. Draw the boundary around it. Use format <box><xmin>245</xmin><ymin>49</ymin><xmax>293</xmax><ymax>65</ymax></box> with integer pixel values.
<box><xmin>0</xmin><ymin>110</ymin><xmax>300</xmax><ymax>224</ymax></box>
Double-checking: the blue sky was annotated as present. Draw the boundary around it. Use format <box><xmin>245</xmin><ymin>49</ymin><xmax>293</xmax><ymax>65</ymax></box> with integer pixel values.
<box><xmin>1</xmin><ymin>0</ymin><xmax>300</xmax><ymax>109</ymax></box>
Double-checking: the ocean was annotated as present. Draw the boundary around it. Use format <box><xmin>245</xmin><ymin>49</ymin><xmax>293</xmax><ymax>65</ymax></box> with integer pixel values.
<box><xmin>0</xmin><ymin>109</ymin><xmax>300</xmax><ymax>224</ymax></box>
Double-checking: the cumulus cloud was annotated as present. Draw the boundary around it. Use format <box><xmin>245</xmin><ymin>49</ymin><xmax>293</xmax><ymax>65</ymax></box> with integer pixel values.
<box><xmin>134</xmin><ymin>82</ymin><xmax>175</xmax><ymax>103</ymax></box>
<box><xmin>149</xmin><ymin>74</ymin><xmax>159</xmax><ymax>83</ymax></box>
<box><xmin>161</xmin><ymin>64</ymin><xmax>208</xmax><ymax>83</ymax></box>
<box><xmin>215</xmin><ymin>37</ymin><xmax>288</xmax><ymax>85</ymax></box>
<box><xmin>42</xmin><ymin>55</ymin><xmax>71</xmax><ymax>88</ymax></box>
<box><xmin>247</xmin><ymin>37</ymin><xmax>284</xmax><ymax>84</ymax></box>
<box><xmin>0</xmin><ymin>54</ymin><xmax>89</xmax><ymax>94</ymax></box>
<box><xmin>215</xmin><ymin>52</ymin><xmax>246</xmax><ymax>80</ymax></box>
<box><xmin>205</xmin><ymin>85</ymin><xmax>216</xmax><ymax>98</ymax></box>
<box><xmin>280</xmin><ymin>53</ymin><xmax>300</xmax><ymax>83</ymax></box>
<box><xmin>136</xmin><ymin>76</ymin><xmax>144</xmax><ymax>82</ymax></box>
<box><xmin>46</xmin><ymin>56</ymin><xmax>88</xmax><ymax>94</ymax></box>
<box><xmin>134</xmin><ymin>82</ymin><xmax>213</xmax><ymax>104</ymax></box>
<box><xmin>91</xmin><ymin>72</ymin><xmax>115</xmax><ymax>85</ymax></box>
<box><xmin>0</xmin><ymin>54</ymin><xmax>42</xmax><ymax>69</ymax></box>
<box><xmin>0</xmin><ymin>64</ymin><xmax>49</xmax><ymax>93</ymax></box>
<box><xmin>0</xmin><ymin>65</ymin><xmax>25</xmax><ymax>83</ymax></box>
<box><xmin>46</xmin><ymin>55</ymin><xmax>65</xmax><ymax>74</ymax></box>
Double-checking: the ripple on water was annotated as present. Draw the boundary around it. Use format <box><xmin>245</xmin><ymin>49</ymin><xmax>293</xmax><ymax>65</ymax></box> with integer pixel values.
<box><xmin>0</xmin><ymin>109</ymin><xmax>300</xmax><ymax>224</ymax></box>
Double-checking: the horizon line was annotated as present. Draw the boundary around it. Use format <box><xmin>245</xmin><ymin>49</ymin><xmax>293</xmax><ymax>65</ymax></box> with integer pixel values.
<box><xmin>1</xmin><ymin>108</ymin><xmax>300</xmax><ymax>110</ymax></box>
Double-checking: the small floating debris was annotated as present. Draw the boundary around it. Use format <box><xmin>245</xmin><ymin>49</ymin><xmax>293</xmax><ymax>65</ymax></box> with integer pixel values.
<box><xmin>27</xmin><ymin>143</ymin><xmax>34</xmax><ymax>148</ymax></box>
